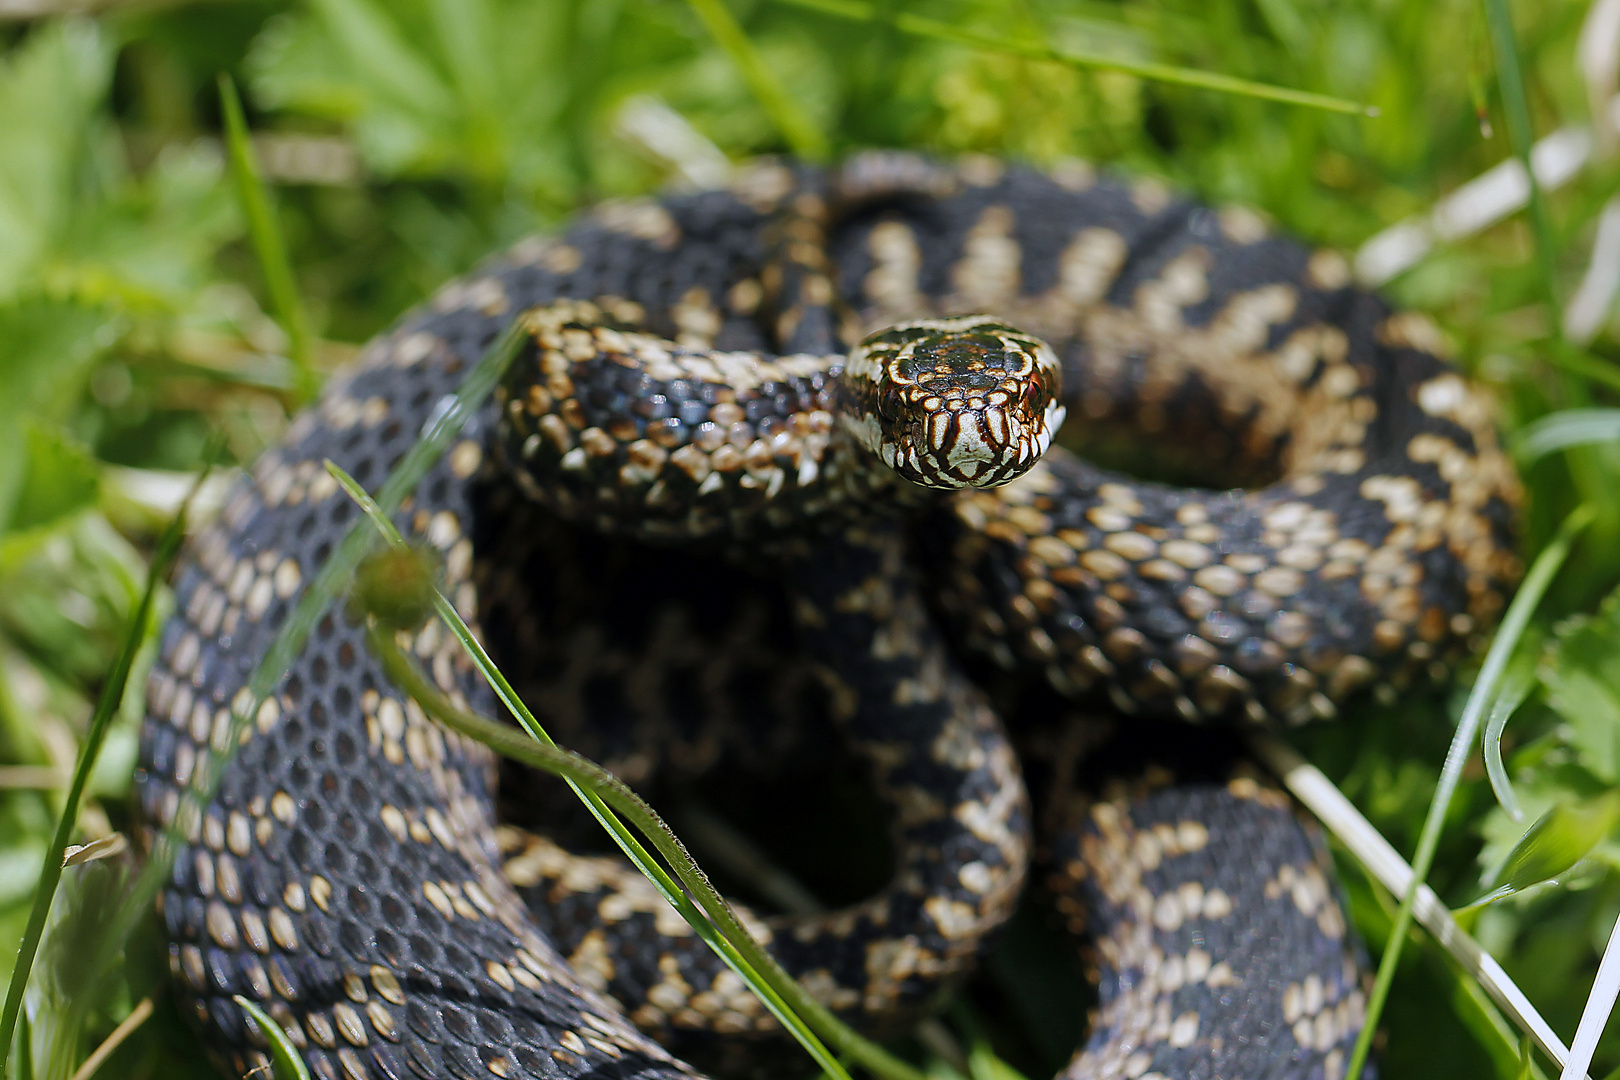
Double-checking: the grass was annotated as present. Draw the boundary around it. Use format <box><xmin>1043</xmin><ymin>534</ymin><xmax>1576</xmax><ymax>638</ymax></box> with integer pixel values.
<box><xmin>4</xmin><ymin>0</ymin><xmax>1620</xmax><ymax>1078</ymax></box>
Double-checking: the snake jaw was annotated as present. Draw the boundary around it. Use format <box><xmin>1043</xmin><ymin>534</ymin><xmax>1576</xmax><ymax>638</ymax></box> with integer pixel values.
<box><xmin>842</xmin><ymin>315</ymin><xmax>1064</xmax><ymax>490</ymax></box>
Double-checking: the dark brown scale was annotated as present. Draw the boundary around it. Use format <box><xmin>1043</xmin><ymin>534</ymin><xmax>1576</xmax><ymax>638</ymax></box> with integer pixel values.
<box><xmin>136</xmin><ymin>152</ymin><xmax>1519</xmax><ymax>1080</ymax></box>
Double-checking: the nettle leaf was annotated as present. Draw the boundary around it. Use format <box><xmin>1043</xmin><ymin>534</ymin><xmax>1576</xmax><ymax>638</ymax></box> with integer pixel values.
<box><xmin>0</xmin><ymin>299</ymin><xmax>115</xmax><ymax>532</ymax></box>
<box><xmin>0</xmin><ymin>20</ymin><xmax>113</xmax><ymax>299</ymax></box>
<box><xmin>250</xmin><ymin>0</ymin><xmax>462</xmax><ymax>177</ymax></box>
<box><xmin>7</xmin><ymin>423</ymin><xmax>99</xmax><ymax>536</ymax></box>
<box><xmin>248</xmin><ymin>0</ymin><xmax>575</xmax><ymax>192</ymax></box>
<box><xmin>1539</xmin><ymin>586</ymin><xmax>1620</xmax><ymax>783</ymax></box>
<box><xmin>54</xmin><ymin>142</ymin><xmax>238</xmax><ymax>311</ymax></box>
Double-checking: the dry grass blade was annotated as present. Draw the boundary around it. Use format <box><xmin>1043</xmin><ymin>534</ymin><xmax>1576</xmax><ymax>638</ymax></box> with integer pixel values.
<box><xmin>0</xmin><ymin>767</ymin><xmax>68</xmax><ymax>791</ymax></box>
<box><xmin>1564</xmin><ymin>196</ymin><xmax>1620</xmax><ymax>343</ymax></box>
<box><xmin>64</xmin><ymin>998</ymin><xmax>151</xmax><ymax>1080</ymax></box>
<box><xmin>1253</xmin><ymin>735</ymin><xmax>1581</xmax><ymax>1077</ymax></box>
<box><xmin>1356</xmin><ymin>124</ymin><xmax>1599</xmax><ymax>286</ymax></box>
<box><xmin>1564</xmin><ymin>916</ymin><xmax>1620</xmax><ymax>1080</ymax></box>
<box><xmin>1338</xmin><ymin>504</ymin><xmax>1593</xmax><ymax>1080</ymax></box>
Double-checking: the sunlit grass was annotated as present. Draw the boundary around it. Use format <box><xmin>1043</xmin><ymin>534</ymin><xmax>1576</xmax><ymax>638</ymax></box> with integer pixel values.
<box><xmin>3</xmin><ymin>0</ymin><xmax>1620</xmax><ymax>1077</ymax></box>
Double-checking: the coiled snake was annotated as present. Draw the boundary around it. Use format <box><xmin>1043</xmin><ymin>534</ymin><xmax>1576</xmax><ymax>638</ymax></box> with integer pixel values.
<box><xmin>136</xmin><ymin>153</ymin><xmax>1521</xmax><ymax>1080</ymax></box>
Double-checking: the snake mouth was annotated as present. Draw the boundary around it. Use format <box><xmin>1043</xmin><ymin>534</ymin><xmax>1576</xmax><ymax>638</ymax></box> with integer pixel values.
<box><xmin>841</xmin><ymin>315</ymin><xmax>1064</xmax><ymax>490</ymax></box>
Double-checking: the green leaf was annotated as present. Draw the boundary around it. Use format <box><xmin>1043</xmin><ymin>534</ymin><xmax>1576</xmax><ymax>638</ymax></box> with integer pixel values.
<box><xmin>1539</xmin><ymin>586</ymin><xmax>1620</xmax><ymax>783</ymax></box>
<box><xmin>53</xmin><ymin>142</ymin><xmax>238</xmax><ymax>311</ymax></box>
<box><xmin>247</xmin><ymin>0</ymin><xmax>575</xmax><ymax>195</ymax></box>
<box><xmin>250</xmin><ymin>0</ymin><xmax>457</xmax><ymax>177</ymax></box>
<box><xmin>0</xmin><ymin>21</ymin><xmax>113</xmax><ymax>300</ymax></box>
<box><xmin>1481</xmin><ymin>792</ymin><xmax>1620</xmax><ymax>902</ymax></box>
<box><xmin>1477</xmin><ymin>763</ymin><xmax>1620</xmax><ymax>886</ymax></box>
<box><xmin>233</xmin><ymin>997</ymin><xmax>311</xmax><ymax>1080</ymax></box>
<box><xmin>0</xmin><ymin>299</ymin><xmax>114</xmax><ymax>534</ymax></box>
<box><xmin>7</xmin><ymin>424</ymin><xmax>99</xmax><ymax>537</ymax></box>
<box><xmin>219</xmin><ymin>76</ymin><xmax>316</xmax><ymax>402</ymax></box>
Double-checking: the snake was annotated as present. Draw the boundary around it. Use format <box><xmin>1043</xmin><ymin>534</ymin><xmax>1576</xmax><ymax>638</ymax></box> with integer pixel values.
<box><xmin>135</xmin><ymin>151</ymin><xmax>1522</xmax><ymax>1080</ymax></box>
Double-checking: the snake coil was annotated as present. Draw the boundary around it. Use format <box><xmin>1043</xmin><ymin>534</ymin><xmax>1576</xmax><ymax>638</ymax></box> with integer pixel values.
<box><xmin>137</xmin><ymin>153</ymin><xmax>1519</xmax><ymax>1080</ymax></box>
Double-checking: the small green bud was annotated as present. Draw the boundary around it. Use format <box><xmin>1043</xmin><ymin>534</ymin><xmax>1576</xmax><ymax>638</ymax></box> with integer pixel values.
<box><xmin>350</xmin><ymin>544</ymin><xmax>439</xmax><ymax>632</ymax></box>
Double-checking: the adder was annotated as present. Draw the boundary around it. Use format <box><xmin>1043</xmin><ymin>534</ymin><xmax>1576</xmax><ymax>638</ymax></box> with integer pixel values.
<box><xmin>136</xmin><ymin>151</ymin><xmax>1521</xmax><ymax>1080</ymax></box>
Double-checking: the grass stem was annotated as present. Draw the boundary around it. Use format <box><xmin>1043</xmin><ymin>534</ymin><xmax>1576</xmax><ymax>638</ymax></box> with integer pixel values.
<box><xmin>218</xmin><ymin>75</ymin><xmax>319</xmax><ymax>406</ymax></box>
<box><xmin>65</xmin><ymin>998</ymin><xmax>151</xmax><ymax>1080</ymax></box>
<box><xmin>335</xmin><ymin>461</ymin><xmax>933</xmax><ymax>1080</ymax></box>
<box><xmin>1482</xmin><ymin>0</ymin><xmax>1563</xmax><ymax>328</ymax></box>
<box><xmin>685</xmin><ymin>0</ymin><xmax>830</xmax><ymax>160</ymax></box>
<box><xmin>1341</xmin><ymin>503</ymin><xmax>1595</xmax><ymax>1080</ymax></box>
<box><xmin>96</xmin><ymin>321</ymin><xmax>531</xmax><ymax>1019</ymax></box>
<box><xmin>0</xmin><ymin>473</ymin><xmax>202</xmax><ymax>1080</ymax></box>
<box><xmin>776</xmin><ymin>0</ymin><xmax>1375</xmax><ymax>115</ymax></box>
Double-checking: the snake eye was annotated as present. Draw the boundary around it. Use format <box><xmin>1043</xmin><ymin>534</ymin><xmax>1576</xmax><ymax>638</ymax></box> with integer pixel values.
<box><xmin>840</xmin><ymin>315</ymin><xmax>1064</xmax><ymax>490</ymax></box>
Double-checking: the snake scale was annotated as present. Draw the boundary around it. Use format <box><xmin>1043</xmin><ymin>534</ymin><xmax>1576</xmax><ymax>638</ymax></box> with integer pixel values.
<box><xmin>135</xmin><ymin>152</ymin><xmax>1521</xmax><ymax>1080</ymax></box>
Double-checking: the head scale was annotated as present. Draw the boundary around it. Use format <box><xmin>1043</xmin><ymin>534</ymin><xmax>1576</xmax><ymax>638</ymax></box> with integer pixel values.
<box><xmin>840</xmin><ymin>316</ymin><xmax>1065</xmax><ymax>489</ymax></box>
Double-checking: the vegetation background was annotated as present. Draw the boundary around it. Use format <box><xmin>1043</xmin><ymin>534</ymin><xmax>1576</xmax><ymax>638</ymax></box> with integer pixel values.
<box><xmin>3</xmin><ymin>0</ymin><xmax>1620</xmax><ymax>1077</ymax></box>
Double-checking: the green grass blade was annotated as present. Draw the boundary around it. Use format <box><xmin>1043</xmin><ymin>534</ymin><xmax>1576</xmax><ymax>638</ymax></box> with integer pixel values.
<box><xmin>1254</xmin><ymin>736</ymin><xmax>1574</xmax><ymax>1070</ymax></box>
<box><xmin>332</xmin><ymin>462</ymin><xmax>903</xmax><ymax>1080</ymax></box>
<box><xmin>0</xmin><ymin>468</ymin><xmax>204</xmax><ymax>1080</ymax></box>
<box><xmin>232</xmin><ymin>997</ymin><xmax>311</xmax><ymax>1080</ymax></box>
<box><xmin>361</xmin><ymin>620</ymin><xmax>859</xmax><ymax>1080</ymax></box>
<box><xmin>1516</xmin><ymin>409</ymin><xmax>1620</xmax><ymax>464</ymax></box>
<box><xmin>774</xmin><ymin>0</ymin><xmax>1375</xmax><ymax>115</ymax></box>
<box><xmin>11</xmin><ymin>1009</ymin><xmax>28</xmax><ymax>1080</ymax></box>
<box><xmin>1481</xmin><ymin>0</ymin><xmax>1562</xmax><ymax>331</ymax></box>
<box><xmin>218</xmin><ymin>75</ymin><xmax>318</xmax><ymax>406</ymax></box>
<box><xmin>685</xmin><ymin>0</ymin><xmax>830</xmax><ymax>160</ymax></box>
<box><xmin>1343</xmin><ymin>504</ymin><xmax>1596</xmax><ymax>1080</ymax></box>
<box><xmin>94</xmin><ymin>319</ymin><xmax>531</xmax><ymax>1008</ymax></box>
<box><xmin>1482</xmin><ymin>659</ymin><xmax>1535</xmax><ymax>821</ymax></box>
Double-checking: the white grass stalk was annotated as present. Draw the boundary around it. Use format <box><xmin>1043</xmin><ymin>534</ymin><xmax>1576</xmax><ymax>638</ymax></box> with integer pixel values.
<box><xmin>1516</xmin><ymin>408</ymin><xmax>1620</xmax><ymax>464</ymax></box>
<box><xmin>1251</xmin><ymin>735</ymin><xmax>1585</xmax><ymax>1078</ymax></box>
<box><xmin>1563</xmin><ymin>196</ymin><xmax>1620</xmax><ymax>344</ymax></box>
<box><xmin>1580</xmin><ymin>0</ymin><xmax>1620</xmax><ymax>156</ymax></box>
<box><xmin>1355</xmin><ymin>108</ymin><xmax>1620</xmax><ymax>285</ymax></box>
<box><xmin>1562</xmin><ymin>913</ymin><xmax>1620</xmax><ymax>1080</ymax></box>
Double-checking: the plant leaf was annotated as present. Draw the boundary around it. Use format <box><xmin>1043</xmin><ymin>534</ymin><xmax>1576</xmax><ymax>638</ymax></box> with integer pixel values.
<box><xmin>7</xmin><ymin>425</ymin><xmax>99</xmax><ymax>538</ymax></box>
<box><xmin>1484</xmin><ymin>792</ymin><xmax>1620</xmax><ymax>900</ymax></box>
<box><xmin>0</xmin><ymin>21</ymin><xmax>113</xmax><ymax>300</ymax></box>
<box><xmin>0</xmin><ymin>300</ymin><xmax>114</xmax><ymax>535</ymax></box>
<box><xmin>233</xmin><ymin>996</ymin><xmax>311</xmax><ymax>1080</ymax></box>
<box><xmin>1539</xmin><ymin>586</ymin><xmax>1620</xmax><ymax>783</ymax></box>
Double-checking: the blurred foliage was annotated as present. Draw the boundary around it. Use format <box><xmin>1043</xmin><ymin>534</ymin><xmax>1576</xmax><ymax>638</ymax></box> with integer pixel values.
<box><xmin>3</xmin><ymin>0</ymin><xmax>1620</xmax><ymax>1077</ymax></box>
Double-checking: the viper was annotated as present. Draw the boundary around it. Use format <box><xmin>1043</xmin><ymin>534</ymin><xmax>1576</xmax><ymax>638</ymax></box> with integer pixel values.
<box><xmin>136</xmin><ymin>152</ymin><xmax>1521</xmax><ymax>1080</ymax></box>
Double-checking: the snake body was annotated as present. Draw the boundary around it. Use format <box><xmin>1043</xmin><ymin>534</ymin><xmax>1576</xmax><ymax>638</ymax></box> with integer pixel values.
<box><xmin>136</xmin><ymin>153</ymin><xmax>1520</xmax><ymax>1080</ymax></box>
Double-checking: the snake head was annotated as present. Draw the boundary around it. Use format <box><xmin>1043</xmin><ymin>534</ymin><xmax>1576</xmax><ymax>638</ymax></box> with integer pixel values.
<box><xmin>841</xmin><ymin>315</ymin><xmax>1065</xmax><ymax>489</ymax></box>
